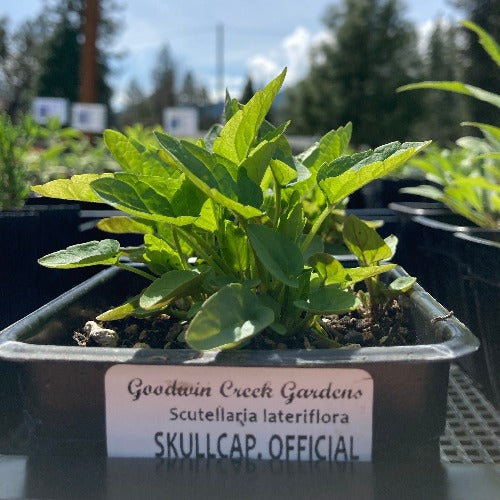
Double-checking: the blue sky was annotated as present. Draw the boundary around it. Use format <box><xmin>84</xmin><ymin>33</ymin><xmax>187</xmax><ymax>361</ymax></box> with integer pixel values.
<box><xmin>3</xmin><ymin>1</ymin><xmax>461</xmax><ymax>109</ymax></box>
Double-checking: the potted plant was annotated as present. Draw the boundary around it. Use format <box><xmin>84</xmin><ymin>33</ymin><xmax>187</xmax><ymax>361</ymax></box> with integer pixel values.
<box><xmin>0</xmin><ymin>69</ymin><xmax>478</xmax><ymax>461</ymax></box>
<box><xmin>397</xmin><ymin>20</ymin><xmax>499</xmax><ymax>403</ymax></box>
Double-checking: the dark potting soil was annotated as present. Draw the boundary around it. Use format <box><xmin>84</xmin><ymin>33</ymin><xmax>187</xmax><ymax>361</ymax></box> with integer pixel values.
<box><xmin>71</xmin><ymin>298</ymin><xmax>415</xmax><ymax>350</ymax></box>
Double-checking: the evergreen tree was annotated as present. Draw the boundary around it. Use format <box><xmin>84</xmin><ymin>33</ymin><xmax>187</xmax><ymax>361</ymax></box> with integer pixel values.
<box><xmin>36</xmin><ymin>0</ymin><xmax>119</xmax><ymax>107</ymax></box>
<box><xmin>284</xmin><ymin>0</ymin><xmax>424</xmax><ymax>147</ymax></box>
<box><xmin>414</xmin><ymin>21</ymin><xmax>468</xmax><ymax>144</ymax></box>
<box><xmin>0</xmin><ymin>16</ymin><xmax>49</xmax><ymax>116</ymax></box>
<box><xmin>240</xmin><ymin>76</ymin><xmax>255</xmax><ymax>104</ymax></box>
<box><xmin>148</xmin><ymin>45</ymin><xmax>177</xmax><ymax>125</ymax></box>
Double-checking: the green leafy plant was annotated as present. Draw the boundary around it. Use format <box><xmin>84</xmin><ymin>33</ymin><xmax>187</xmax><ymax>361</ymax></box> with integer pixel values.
<box><xmin>398</xmin><ymin>21</ymin><xmax>500</xmax><ymax>228</ymax></box>
<box><xmin>34</xmin><ymin>69</ymin><xmax>429</xmax><ymax>351</ymax></box>
<box><xmin>0</xmin><ymin>113</ymin><xmax>42</xmax><ymax>210</ymax></box>
<box><xmin>342</xmin><ymin>215</ymin><xmax>416</xmax><ymax>318</ymax></box>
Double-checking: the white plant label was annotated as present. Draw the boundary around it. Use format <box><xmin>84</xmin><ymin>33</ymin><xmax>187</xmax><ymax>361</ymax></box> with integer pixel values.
<box><xmin>106</xmin><ymin>365</ymin><xmax>373</xmax><ymax>461</ymax></box>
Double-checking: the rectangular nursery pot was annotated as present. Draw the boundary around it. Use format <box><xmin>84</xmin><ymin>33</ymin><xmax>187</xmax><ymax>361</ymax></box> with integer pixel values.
<box><xmin>0</xmin><ymin>267</ymin><xmax>478</xmax><ymax>461</ymax></box>
<box><xmin>454</xmin><ymin>230</ymin><xmax>500</xmax><ymax>408</ymax></box>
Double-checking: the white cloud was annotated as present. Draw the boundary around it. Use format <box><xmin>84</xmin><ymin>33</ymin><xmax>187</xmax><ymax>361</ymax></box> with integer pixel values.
<box><xmin>246</xmin><ymin>26</ymin><xmax>330</xmax><ymax>88</ymax></box>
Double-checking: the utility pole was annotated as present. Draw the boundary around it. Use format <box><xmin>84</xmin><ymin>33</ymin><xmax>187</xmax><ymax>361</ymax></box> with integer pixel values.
<box><xmin>216</xmin><ymin>23</ymin><xmax>224</xmax><ymax>102</ymax></box>
<box><xmin>79</xmin><ymin>0</ymin><xmax>99</xmax><ymax>104</ymax></box>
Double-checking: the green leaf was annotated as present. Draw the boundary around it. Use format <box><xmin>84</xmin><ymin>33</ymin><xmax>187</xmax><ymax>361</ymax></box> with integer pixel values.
<box><xmin>294</xmin><ymin>286</ymin><xmax>359</xmax><ymax>314</ymax></box>
<box><xmin>317</xmin><ymin>141</ymin><xmax>430</xmax><ymax>205</ymax></box>
<box><xmin>186</xmin><ymin>283</ymin><xmax>275</xmax><ymax>351</ymax></box>
<box><xmin>213</xmin><ymin>69</ymin><xmax>286</xmax><ymax>163</ymax></box>
<box><xmin>343</xmin><ymin>215</ymin><xmax>392</xmax><ymax>266</ymax></box>
<box><xmin>140</xmin><ymin>270</ymin><xmax>205</xmax><ymax>310</ymax></box>
<box><xmin>31</xmin><ymin>173</ymin><xmax>113</xmax><ymax>202</ymax></box>
<box><xmin>343</xmin><ymin>264</ymin><xmax>397</xmax><ymax>287</ymax></box>
<box><xmin>104</xmin><ymin>129</ymin><xmax>175</xmax><ymax>177</ymax></box>
<box><xmin>309</xmin><ymin>253</ymin><xmax>347</xmax><ymax>285</ymax></box>
<box><xmin>389</xmin><ymin>276</ymin><xmax>416</xmax><ymax>293</ymax></box>
<box><xmin>400</xmin><ymin>184</ymin><xmax>444</xmax><ymax>202</ymax></box>
<box><xmin>38</xmin><ymin>240</ymin><xmax>121</xmax><ymax>269</ymax></box>
<box><xmin>247</xmin><ymin>224</ymin><xmax>303</xmax><ymax>288</ymax></box>
<box><xmin>90</xmin><ymin>173</ymin><xmax>202</xmax><ymax>225</ymax></box>
<box><xmin>461</xmin><ymin>20</ymin><xmax>500</xmax><ymax>67</ymax></box>
<box><xmin>398</xmin><ymin>82</ymin><xmax>500</xmax><ymax>109</ymax></box>
<box><xmin>221</xmin><ymin>220</ymin><xmax>250</xmax><ymax>274</ymax></box>
<box><xmin>97</xmin><ymin>217</ymin><xmax>155</xmax><ymax>235</ymax></box>
<box><xmin>96</xmin><ymin>294</ymin><xmax>155</xmax><ymax>321</ymax></box>
<box><xmin>203</xmin><ymin>124</ymin><xmax>223</xmax><ymax>152</ymax></box>
<box><xmin>155</xmin><ymin>132</ymin><xmax>263</xmax><ymax>219</ymax></box>
<box><xmin>240</xmin><ymin>121</ymin><xmax>289</xmax><ymax>184</ymax></box>
<box><xmin>300</xmin><ymin>122</ymin><xmax>352</xmax><ymax>170</ymax></box>
<box><xmin>384</xmin><ymin>235</ymin><xmax>398</xmax><ymax>259</ymax></box>
<box><xmin>143</xmin><ymin>234</ymin><xmax>183</xmax><ymax>274</ymax></box>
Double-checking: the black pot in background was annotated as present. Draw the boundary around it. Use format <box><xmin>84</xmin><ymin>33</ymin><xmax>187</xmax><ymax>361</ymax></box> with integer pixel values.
<box><xmin>0</xmin><ymin>205</ymin><xmax>97</xmax><ymax>330</ymax></box>
<box><xmin>389</xmin><ymin>202</ymin><xmax>451</xmax><ymax>277</ymax></box>
<box><xmin>361</xmin><ymin>179</ymin><xmax>430</xmax><ymax>209</ymax></box>
<box><xmin>454</xmin><ymin>231</ymin><xmax>500</xmax><ymax>408</ymax></box>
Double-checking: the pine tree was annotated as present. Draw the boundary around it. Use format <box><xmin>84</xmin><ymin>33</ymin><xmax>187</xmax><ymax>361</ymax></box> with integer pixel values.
<box><xmin>284</xmin><ymin>0</ymin><xmax>425</xmax><ymax>147</ymax></box>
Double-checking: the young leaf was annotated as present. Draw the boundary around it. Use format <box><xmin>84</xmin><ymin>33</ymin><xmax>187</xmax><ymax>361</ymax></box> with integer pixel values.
<box><xmin>38</xmin><ymin>240</ymin><xmax>121</xmax><ymax>268</ymax></box>
<box><xmin>140</xmin><ymin>270</ymin><xmax>205</xmax><ymax>310</ymax></box>
<box><xmin>247</xmin><ymin>224</ymin><xmax>303</xmax><ymax>288</ymax></box>
<box><xmin>294</xmin><ymin>286</ymin><xmax>359</xmax><ymax>314</ymax></box>
<box><xmin>97</xmin><ymin>216</ymin><xmax>155</xmax><ymax>235</ymax></box>
<box><xmin>96</xmin><ymin>294</ymin><xmax>157</xmax><ymax>321</ymax></box>
<box><xmin>300</xmin><ymin>122</ymin><xmax>353</xmax><ymax>170</ymax></box>
<box><xmin>32</xmin><ymin>173</ymin><xmax>113</xmax><ymax>202</ymax></box>
<box><xmin>389</xmin><ymin>276</ymin><xmax>417</xmax><ymax>293</ymax></box>
<box><xmin>343</xmin><ymin>215</ymin><xmax>392</xmax><ymax>266</ymax></box>
<box><xmin>213</xmin><ymin>69</ymin><xmax>286</xmax><ymax>163</ymax></box>
<box><xmin>186</xmin><ymin>283</ymin><xmax>275</xmax><ymax>351</ymax></box>
<box><xmin>220</xmin><ymin>220</ymin><xmax>250</xmax><ymax>274</ymax></box>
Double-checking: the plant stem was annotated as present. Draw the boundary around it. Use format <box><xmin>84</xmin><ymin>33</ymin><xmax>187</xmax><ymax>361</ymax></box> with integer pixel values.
<box><xmin>172</xmin><ymin>227</ymin><xmax>189</xmax><ymax>270</ymax></box>
<box><xmin>115</xmin><ymin>262</ymin><xmax>156</xmax><ymax>281</ymax></box>
<box><xmin>273</xmin><ymin>181</ymin><xmax>282</xmax><ymax>227</ymax></box>
<box><xmin>300</xmin><ymin>204</ymin><xmax>334</xmax><ymax>254</ymax></box>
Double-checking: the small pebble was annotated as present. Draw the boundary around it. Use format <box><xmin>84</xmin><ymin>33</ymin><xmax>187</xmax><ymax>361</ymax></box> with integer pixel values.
<box><xmin>84</xmin><ymin>321</ymin><xmax>118</xmax><ymax>347</ymax></box>
<box><xmin>343</xmin><ymin>330</ymin><xmax>364</xmax><ymax>344</ymax></box>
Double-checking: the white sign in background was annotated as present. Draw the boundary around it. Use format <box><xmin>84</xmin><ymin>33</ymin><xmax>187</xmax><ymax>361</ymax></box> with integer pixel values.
<box><xmin>32</xmin><ymin>97</ymin><xmax>69</xmax><ymax>124</ymax></box>
<box><xmin>71</xmin><ymin>103</ymin><xmax>107</xmax><ymax>133</ymax></box>
<box><xmin>163</xmin><ymin>107</ymin><xmax>199</xmax><ymax>137</ymax></box>
<box><xmin>106</xmin><ymin>365</ymin><xmax>373</xmax><ymax>461</ymax></box>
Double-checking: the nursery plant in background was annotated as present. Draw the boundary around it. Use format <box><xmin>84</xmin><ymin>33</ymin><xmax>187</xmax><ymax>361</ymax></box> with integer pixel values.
<box><xmin>398</xmin><ymin>20</ymin><xmax>500</xmax><ymax>229</ymax></box>
<box><xmin>33</xmin><ymin>68</ymin><xmax>429</xmax><ymax>351</ymax></box>
<box><xmin>398</xmin><ymin>20</ymin><xmax>499</xmax><ymax>406</ymax></box>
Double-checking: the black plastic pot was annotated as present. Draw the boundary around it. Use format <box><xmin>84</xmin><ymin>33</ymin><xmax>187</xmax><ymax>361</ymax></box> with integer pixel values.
<box><xmin>361</xmin><ymin>179</ymin><xmax>430</xmax><ymax>208</ymax></box>
<box><xmin>388</xmin><ymin>203</ymin><xmax>451</xmax><ymax>277</ymax></box>
<box><xmin>0</xmin><ymin>267</ymin><xmax>478</xmax><ymax>461</ymax></box>
<box><xmin>0</xmin><ymin>205</ymin><xmax>97</xmax><ymax>329</ymax></box>
<box><xmin>454</xmin><ymin>231</ymin><xmax>500</xmax><ymax>408</ymax></box>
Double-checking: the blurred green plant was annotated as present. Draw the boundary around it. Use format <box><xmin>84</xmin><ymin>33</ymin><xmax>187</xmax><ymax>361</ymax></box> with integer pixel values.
<box><xmin>0</xmin><ymin>113</ymin><xmax>42</xmax><ymax>210</ymax></box>
<box><xmin>398</xmin><ymin>21</ymin><xmax>500</xmax><ymax>228</ymax></box>
<box><xmin>26</xmin><ymin>117</ymin><xmax>119</xmax><ymax>185</ymax></box>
